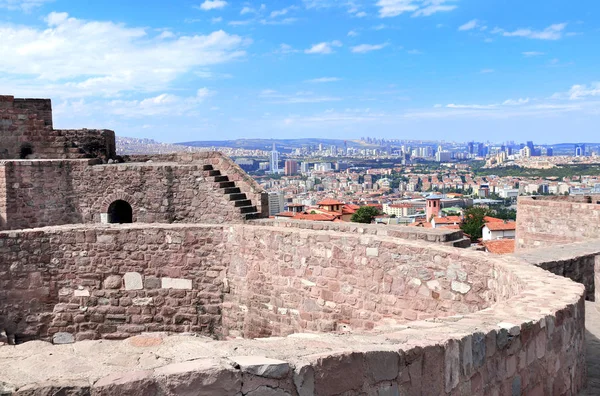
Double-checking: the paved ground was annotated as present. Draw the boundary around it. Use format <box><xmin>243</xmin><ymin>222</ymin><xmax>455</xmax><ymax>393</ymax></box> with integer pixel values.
<box><xmin>580</xmin><ymin>301</ymin><xmax>600</xmax><ymax>395</ymax></box>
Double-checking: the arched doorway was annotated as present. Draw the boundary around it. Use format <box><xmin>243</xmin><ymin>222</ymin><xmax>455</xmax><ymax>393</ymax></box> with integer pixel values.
<box><xmin>107</xmin><ymin>200</ymin><xmax>133</xmax><ymax>224</ymax></box>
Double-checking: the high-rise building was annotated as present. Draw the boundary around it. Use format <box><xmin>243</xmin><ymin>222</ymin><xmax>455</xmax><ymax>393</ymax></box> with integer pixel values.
<box><xmin>546</xmin><ymin>147</ymin><xmax>554</xmax><ymax>157</ymax></box>
<box><xmin>575</xmin><ymin>144</ymin><xmax>586</xmax><ymax>157</ymax></box>
<box><xmin>268</xmin><ymin>191</ymin><xmax>285</xmax><ymax>216</ymax></box>
<box><xmin>270</xmin><ymin>143</ymin><xmax>279</xmax><ymax>173</ymax></box>
<box><xmin>300</xmin><ymin>162</ymin><xmax>310</xmax><ymax>173</ymax></box>
<box><xmin>284</xmin><ymin>160</ymin><xmax>298</xmax><ymax>176</ymax></box>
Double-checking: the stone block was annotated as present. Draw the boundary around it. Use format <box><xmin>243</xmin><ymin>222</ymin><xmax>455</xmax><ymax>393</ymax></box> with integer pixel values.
<box><xmin>133</xmin><ymin>297</ymin><xmax>153</xmax><ymax>306</ymax></box>
<box><xmin>161</xmin><ymin>277</ymin><xmax>192</xmax><ymax>290</ymax></box>
<box><xmin>451</xmin><ymin>281</ymin><xmax>471</xmax><ymax>294</ymax></box>
<box><xmin>365</xmin><ymin>350</ymin><xmax>399</xmax><ymax>382</ymax></box>
<box><xmin>93</xmin><ymin>370</ymin><xmax>158</xmax><ymax>396</ymax></box>
<box><xmin>124</xmin><ymin>272</ymin><xmax>143</xmax><ymax>291</ymax></box>
<box><xmin>310</xmin><ymin>352</ymin><xmax>365</xmax><ymax>395</ymax></box>
<box><xmin>231</xmin><ymin>356</ymin><xmax>290</xmax><ymax>379</ymax></box>
<box><xmin>74</xmin><ymin>289</ymin><xmax>90</xmax><ymax>297</ymax></box>
<box><xmin>53</xmin><ymin>332</ymin><xmax>75</xmax><ymax>345</ymax></box>
<box><xmin>154</xmin><ymin>359</ymin><xmax>242</xmax><ymax>395</ymax></box>
<box><xmin>144</xmin><ymin>277</ymin><xmax>161</xmax><ymax>289</ymax></box>
<box><xmin>366</xmin><ymin>247</ymin><xmax>379</xmax><ymax>257</ymax></box>
<box><xmin>444</xmin><ymin>339</ymin><xmax>460</xmax><ymax>392</ymax></box>
<box><xmin>103</xmin><ymin>275</ymin><xmax>122</xmax><ymax>290</ymax></box>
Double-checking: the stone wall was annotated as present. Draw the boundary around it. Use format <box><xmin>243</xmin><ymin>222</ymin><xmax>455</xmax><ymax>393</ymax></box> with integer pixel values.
<box><xmin>0</xmin><ymin>158</ymin><xmax>255</xmax><ymax>230</ymax></box>
<box><xmin>223</xmin><ymin>226</ymin><xmax>513</xmax><ymax>339</ymax></box>
<box><xmin>0</xmin><ymin>224</ymin><xmax>229</xmax><ymax>342</ymax></box>
<box><xmin>0</xmin><ymin>223</ymin><xmax>587</xmax><ymax>395</ymax></box>
<box><xmin>516</xmin><ymin>195</ymin><xmax>600</xmax><ymax>250</ymax></box>
<box><xmin>515</xmin><ymin>240</ymin><xmax>600</xmax><ymax>302</ymax></box>
<box><xmin>0</xmin><ymin>96</ymin><xmax>115</xmax><ymax>160</ymax></box>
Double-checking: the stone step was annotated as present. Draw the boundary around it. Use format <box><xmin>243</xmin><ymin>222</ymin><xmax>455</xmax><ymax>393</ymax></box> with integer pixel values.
<box><xmin>243</xmin><ymin>212</ymin><xmax>263</xmax><ymax>220</ymax></box>
<box><xmin>234</xmin><ymin>199</ymin><xmax>252</xmax><ymax>208</ymax></box>
<box><xmin>228</xmin><ymin>193</ymin><xmax>247</xmax><ymax>201</ymax></box>
<box><xmin>239</xmin><ymin>205</ymin><xmax>258</xmax><ymax>214</ymax></box>
<box><xmin>207</xmin><ymin>170</ymin><xmax>221</xmax><ymax>177</ymax></box>
<box><xmin>223</xmin><ymin>187</ymin><xmax>241</xmax><ymax>195</ymax></box>
<box><xmin>213</xmin><ymin>175</ymin><xmax>229</xmax><ymax>183</ymax></box>
<box><xmin>218</xmin><ymin>181</ymin><xmax>236</xmax><ymax>189</ymax></box>
<box><xmin>202</xmin><ymin>165</ymin><xmax>214</xmax><ymax>171</ymax></box>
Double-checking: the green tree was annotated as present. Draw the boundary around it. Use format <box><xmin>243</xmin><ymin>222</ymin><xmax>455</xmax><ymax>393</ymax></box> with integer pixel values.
<box><xmin>351</xmin><ymin>206</ymin><xmax>381</xmax><ymax>224</ymax></box>
<box><xmin>460</xmin><ymin>206</ymin><xmax>492</xmax><ymax>241</ymax></box>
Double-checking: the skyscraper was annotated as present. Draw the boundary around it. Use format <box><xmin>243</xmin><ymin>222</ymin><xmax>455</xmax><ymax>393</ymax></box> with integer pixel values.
<box><xmin>270</xmin><ymin>143</ymin><xmax>279</xmax><ymax>173</ymax></box>
<box><xmin>284</xmin><ymin>160</ymin><xmax>298</xmax><ymax>176</ymax></box>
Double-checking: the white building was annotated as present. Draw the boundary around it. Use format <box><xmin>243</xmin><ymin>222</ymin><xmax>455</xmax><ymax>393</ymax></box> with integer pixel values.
<box><xmin>482</xmin><ymin>222</ymin><xmax>516</xmax><ymax>241</ymax></box>
<box><xmin>383</xmin><ymin>203</ymin><xmax>417</xmax><ymax>217</ymax></box>
<box><xmin>270</xmin><ymin>143</ymin><xmax>279</xmax><ymax>174</ymax></box>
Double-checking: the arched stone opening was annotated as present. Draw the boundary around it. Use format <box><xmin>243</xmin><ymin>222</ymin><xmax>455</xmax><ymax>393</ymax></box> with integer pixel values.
<box><xmin>107</xmin><ymin>200</ymin><xmax>133</xmax><ymax>224</ymax></box>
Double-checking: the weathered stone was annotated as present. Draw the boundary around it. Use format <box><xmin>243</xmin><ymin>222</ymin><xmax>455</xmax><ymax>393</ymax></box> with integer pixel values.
<box><xmin>103</xmin><ymin>275</ymin><xmax>122</xmax><ymax>290</ymax></box>
<box><xmin>366</xmin><ymin>248</ymin><xmax>379</xmax><ymax>257</ymax></box>
<box><xmin>311</xmin><ymin>352</ymin><xmax>364</xmax><ymax>395</ymax></box>
<box><xmin>444</xmin><ymin>339</ymin><xmax>460</xmax><ymax>392</ymax></box>
<box><xmin>154</xmin><ymin>359</ymin><xmax>241</xmax><ymax>394</ymax></box>
<box><xmin>230</xmin><ymin>356</ymin><xmax>290</xmax><ymax>379</ymax></box>
<box><xmin>123</xmin><ymin>272</ymin><xmax>143</xmax><ymax>291</ymax></box>
<box><xmin>451</xmin><ymin>281</ymin><xmax>471</xmax><ymax>294</ymax></box>
<box><xmin>93</xmin><ymin>370</ymin><xmax>158</xmax><ymax>396</ymax></box>
<box><xmin>52</xmin><ymin>332</ymin><xmax>74</xmax><ymax>345</ymax></box>
<box><xmin>161</xmin><ymin>277</ymin><xmax>192</xmax><ymax>290</ymax></box>
<box><xmin>365</xmin><ymin>350</ymin><xmax>399</xmax><ymax>382</ymax></box>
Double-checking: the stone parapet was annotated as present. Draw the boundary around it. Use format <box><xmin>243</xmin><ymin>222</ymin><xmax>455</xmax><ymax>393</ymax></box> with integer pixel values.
<box><xmin>0</xmin><ymin>223</ymin><xmax>586</xmax><ymax>394</ymax></box>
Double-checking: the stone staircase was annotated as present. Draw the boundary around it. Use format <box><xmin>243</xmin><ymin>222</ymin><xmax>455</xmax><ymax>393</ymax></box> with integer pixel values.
<box><xmin>203</xmin><ymin>164</ymin><xmax>262</xmax><ymax>220</ymax></box>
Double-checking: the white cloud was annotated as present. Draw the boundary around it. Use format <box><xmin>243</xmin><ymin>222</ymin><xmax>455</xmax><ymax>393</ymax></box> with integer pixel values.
<box><xmin>351</xmin><ymin>43</ymin><xmax>388</xmax><ymax>53</ymax></box>
<box><xmin>199</xmin><ymin>0</ymin><xmax>227</xmax><ymax>10</ymax></box>
<box><xmin>565</xmin><ymin>83</ymin><xmax>600</xmax><ymax>100</ymax></box>
<box><xmin>355</xmin><ymin>11</ymin><xmax>367</xmax><ymax>17</ymax></box>
<box><xmin>305</xmin><ymin>77</ymin><xmax>341</xmax><ymax>83</ymax></box>
<box><xmin>275</xmin><ymin>43</ymin><xmax>300</xmax><ymax>54</ymax></box>
<box><xmin>0</xmin><ymin>12</ymin><xmax>247</xmax><ymax>98</ymax></box>
<box><xmin>305</xmin><ymin>40</ymin><xmax>342</xmax><ymax>54</ymax></box>
<box><xmin>259</xmin><ymin>89</ymin><xmax>341</xmax><ymax>104</ymax></box>
<box><xmin>458</xmin><ymin>19</ymin><xmax>478</xmax><ymax>31</ymax></box>
<box><xmin>496</xmin><ymin>23</ymin><xmax>567</xmax><ymax>40</ymax></box>
<box><xmin>347</xmin><ymin>30</ymin><xmax>359</xmax><ymax>37</ymax></box>
<box><xmin>270</xmin><ymin>8</ymin><xmax>288</xmax><ymax>18</ymax></box>
<box><xmin>522</xmin><ymin>51</ymin><xmax>544</xmax><ymax>57</ymax></box>
<box><xmin>0</xmin><ymin>0</ymin><xmax>51</xmax><ymax>11</ymax></box>
<box><xmin>376</xmin><ymin>0</ymin><xmax>457</xmax><ymax>18</ymax></box>
<box><xmin>211</xmin><ymin>17</ymin><xmax>223</xmax><ymax>23</ymax></box>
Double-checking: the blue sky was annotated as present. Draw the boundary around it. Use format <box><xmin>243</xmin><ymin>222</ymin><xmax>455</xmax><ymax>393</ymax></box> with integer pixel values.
<box><xmin>1</xmin><ymin>0</ymin><xmax>599</xmax><ymax>144</ymax></box>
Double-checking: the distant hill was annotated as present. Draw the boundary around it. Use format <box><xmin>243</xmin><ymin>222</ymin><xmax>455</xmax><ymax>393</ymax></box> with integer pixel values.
<box><xmin>176</xmin><ymin>138</ymin><xmax>375</xmax><ymax>152</ymax></box>
<box><xmin>117</xmin><ymin>136</ymin><xmax>202</xmax><ymax>155</ymax></box>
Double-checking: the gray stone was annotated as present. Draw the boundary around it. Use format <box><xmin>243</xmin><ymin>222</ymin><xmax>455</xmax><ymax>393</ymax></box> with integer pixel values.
<box><xmin>144</xmin><ymin>277</ymin><xmax>161</xmax><ymax>289</ymax></box>
<box><xmin>154</xmin><ymin>359</ymin><xmax>241</xmax><ymax>395</ymax></box>
<box><xmin>161</xmin><ymin>277</ymin><xmax>192</xmax><ymax>290</ymax></box>
<box><xmin>53</xmin><ymin>332</ymin><xmax>75</xmax><ymax>345</ymax></box>
<box><xmin>231</xmin><ymin>356</ymin><xmax>290</xmax><ymax>379</ymax></box>
<box><xmin>512</xmin><ymin>375</ymin><xmax>521</xmax><ymax>396</ymax></box>
<box><xmin>293</xmin><ymin>364</ymin><xmax>315</xmax><ymax>396</ymax></box>
<box><xmin>246</xmin><ymin>386</ymin><xmax>291</xmax><ymax>396</ymax></box>
<box><xmin>498</xmin><ymin>322</ymin><xmax>520</xmax><ymax>336</ymax></box>
<box><xmin>103</xmin><ymin>275</ymin><xmax>122</xmax><ymax>289</ymax></box>
<box><xmin>472</xmin><ymin>332</ymin><xmax>486</xmax><ymax>369</ymax></box>
<box><xmin>365</xmin><ymin>350</ymin><xmax>399</xmax><ymax>382</ymax></box>
<box><xmin>444</xmin><ymin>339</ymin><xmax>460</xmax><ymax>392</ymax></box>
<box><xmin>124</xmin><ymin>272</ymin><xmax>143</xmax><ymax>291</ymax></box>
<box><xmin>93</xmin><ymin>370</ymin><xmax>158</xmax><ymax>396</ymax></box>
<box><xmin>133</xmin><ymin>297</ymin><xmax>153</xmax><ymax>306</ymax></box>
<box><xmin>377</xmin><ymin>383</ymin><xmax>400</xmax><ymax>396</ymax></box>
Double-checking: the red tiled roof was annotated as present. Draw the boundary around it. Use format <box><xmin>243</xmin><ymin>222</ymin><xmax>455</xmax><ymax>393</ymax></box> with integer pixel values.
<box><xmin>274</xmin><ymin>212</ymin><xmax>295</xmax><ymax>218</ymax></box>
<box><xmin>484</xmin><ymin>221</ymin><xmax>516</xmax><ymax>231</ymax></box>
<box><xmin>292</xmin><ymin>213</ymin><xmax>337</xmax><ymax>221</ymax></box>
<box><xmin>433</xmin><ymin>216</ymin><xmax>462</xmax><ymax>224</ymax></box>
<box><xmin>484</xmin><ymin>216</ymin><xmax>504</xmax><ymax>223</ymax></box>
<box><xmin>317</xmin><ymin>199</ymin><xmax>344</xmax><ymax>205</ymax></box>
<box><xmin>483</xmin><ymin>239</ymin><xmax>515</xmax><ymax>254</ymax></box>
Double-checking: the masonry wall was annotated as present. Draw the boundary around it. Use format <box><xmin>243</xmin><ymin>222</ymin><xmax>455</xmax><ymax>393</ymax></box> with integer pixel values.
<box><xmin>516</xmin><ymin>195</ymin><xmax>600</xmax><ymax>250</ymax></box>
<box><xmin>1</xmin><ymin>159</ymin><xmax>248</xmax><ymax>230</ymax></box>
<box><xmin>222</xmin><ymin>226</ymin><xmax>524</xmax><ymax>339</ymax></box>
<box><xmin>0</xmin><ymin>225</ymin><xmax>229</xmax><ymax>342</ymax></box>
<box><xmin>0</xmin><ymin>96</ymin><xmax>115</xmax><ymax>160</ymax></box>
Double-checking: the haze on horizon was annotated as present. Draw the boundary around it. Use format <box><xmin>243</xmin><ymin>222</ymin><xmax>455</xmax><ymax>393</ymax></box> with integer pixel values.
<box><xmin>1</xmin><ymin>0</ymin><xmax>599</xmax><ymax>144</ymax></box>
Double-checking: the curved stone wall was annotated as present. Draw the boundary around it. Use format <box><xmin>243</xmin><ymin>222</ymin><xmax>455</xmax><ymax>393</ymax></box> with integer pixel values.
<box><xmin>0</xmin><ymin>223</ymin><xmax>587</xmax><ymax>395</ymax></box>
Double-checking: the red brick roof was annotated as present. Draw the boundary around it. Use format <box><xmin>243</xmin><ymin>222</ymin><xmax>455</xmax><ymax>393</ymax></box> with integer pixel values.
<box><xmin>274</xmin><ymin>212</ymin><xmax>295</xmax><ymax>218</ymax></box>
<box><xmin>292</xmin><ymin>213</ymin><xmax>337</xmax><ymax>221</ymax></box>
<box><xmin>433</xmin><ymin>216</ymin><xmax>462</xmax><ymax>224</ymax></box>
<box><xmin>484</xmin><ymin>221</ymin><xmax>516</xmax><ymax>231</ymax></box>
<box><xmin>483</xmin><ymin>239</ymin><xmax>515</xmax><ymax>254</ymax></box>
<box><xmin>484</xmin><ymin>216</ymin><xmax>504</xmax><ymax>223</ymax></box>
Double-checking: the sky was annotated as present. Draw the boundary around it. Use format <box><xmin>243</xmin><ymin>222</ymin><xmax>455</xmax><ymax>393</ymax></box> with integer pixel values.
<box><xmin>1</xmin><ymin>0</ymin><xmax>600</xmax><ymax>144</ymax></box>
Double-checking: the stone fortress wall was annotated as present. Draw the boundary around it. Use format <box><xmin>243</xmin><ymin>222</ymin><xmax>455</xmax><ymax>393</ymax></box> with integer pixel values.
<box><xmin>0</xmin><ymin>153</ymin><xmax>267</xmax><ymax>230</ymax></box>
<box><xmin>0</xmin><ymin>96</ymin><xmax>593</xmax><ymax>395</ymax></box>
<box><xmin>0</xmin><ymin>223</ymin><xmax>587</xmax><ymax>395</ymax></box>
<box><xmin>0</xmin><ymin>95</ymin><xmax>115</xmax><ymax>160</ymax></box>
<box><xmin>516</xmin><ymin>195</ymin><xmax>600</xmax><ymax>250</ymax></box>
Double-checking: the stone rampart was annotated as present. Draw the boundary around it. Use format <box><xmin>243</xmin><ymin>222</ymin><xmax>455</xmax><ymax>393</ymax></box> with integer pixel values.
<box><xmin>0</xmin><ymin>223</ymin><xmax>586</xmax><ymax>395</ymax></box>
<box><xmin>253</xmin><ymin>218</ymin><xmax>470</xmax><ymax>247</ymax></box>
<box><xmin>0</xmin><ymin>157</ymin><xmax>259</xmax><ymax>230</ymax></box>
<box><xmin>0</xmin><ymin>96</ymin><xmax>115</xmax><ymax>160</ymax></box>
<box><xmin>515</xmin><ymin>240</ymin><xmax>600</xmax><ymax>302</ymax></box>
<box><xmin>516</xmin><ymin>195</ymin><xmax>600</xmax><ymax>250</ymax></box>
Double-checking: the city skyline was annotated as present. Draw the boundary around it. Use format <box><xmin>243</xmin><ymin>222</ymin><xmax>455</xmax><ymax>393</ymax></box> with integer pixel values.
<box><xmin>1</xmin><ymin>0</ymin><xmax>600</xmax><ymax>143</ymax></box>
